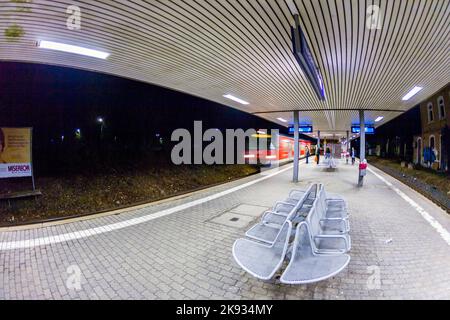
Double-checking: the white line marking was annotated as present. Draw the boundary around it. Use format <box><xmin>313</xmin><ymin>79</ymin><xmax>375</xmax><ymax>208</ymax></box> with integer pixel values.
<box><xmin>0</xmin><ymin>164</ymin><xmax>294</xmax><ymax>251</ymax></box>
<box><xmin>368</xmin><ymin>167</ymin><xmax>450</xmax><ymax>246</ymax></box>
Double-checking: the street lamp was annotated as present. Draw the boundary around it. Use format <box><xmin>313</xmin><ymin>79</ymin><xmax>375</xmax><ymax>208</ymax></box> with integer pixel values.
<box><xmin>97</xmin><ymin>117</ymin><xmax>105</xmax><ymax>138</ymax></box>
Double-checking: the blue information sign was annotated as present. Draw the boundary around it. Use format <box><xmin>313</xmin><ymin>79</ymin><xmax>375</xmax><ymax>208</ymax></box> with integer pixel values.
<box><xmin>289</xmin><ymin>125</ymin><xmax>313</xmax><ymax>134</ymax></box>
<box><xmin>351</xmin><ymin>126</ymin><xmax>375</xmax><ymax>134</ymax></box>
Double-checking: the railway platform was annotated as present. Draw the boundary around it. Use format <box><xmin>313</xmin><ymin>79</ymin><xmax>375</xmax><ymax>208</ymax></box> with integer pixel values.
<box><xmin>1</xmin><ymin>160</ymin><xmax>450</xmax><ymax>299</ymax></box>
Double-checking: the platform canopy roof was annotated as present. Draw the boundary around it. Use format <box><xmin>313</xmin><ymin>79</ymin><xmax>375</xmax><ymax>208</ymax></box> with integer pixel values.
<box><xmin>1</xmin><ymin>0</ymin><xmax>449</xmax><ymax>137</ymax></box>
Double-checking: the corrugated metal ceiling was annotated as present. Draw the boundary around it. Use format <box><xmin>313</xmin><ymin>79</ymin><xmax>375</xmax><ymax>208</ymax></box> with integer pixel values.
<box><xmin>1</xmin><ymin>0</ymin><xmax>449</xmax><ymax>136</ymax></box>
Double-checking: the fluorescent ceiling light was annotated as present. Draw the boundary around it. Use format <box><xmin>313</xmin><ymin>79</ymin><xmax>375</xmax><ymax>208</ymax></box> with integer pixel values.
<box><xmin>375</xmin><ymin>116</ymin><xmax>384</xmax><ymax>122</ymax></box>
<box><xmin>402</xmin><ymin>86</ymin><xmax>423</xmax><ymax>101</ymax></box>
<box><xmin>38</xmin><ymin>40</ymin><xmax>110</xmax><ymax>59</ymax></box>
<box><xmin>223</xmin><ymin>94</ymin><xmax>249</xmax><ymax>105</ymax></box>
<box><xmin>277</xmin><ymin>117</ymin><xmax>288</xmax><ymax>123</ymax></box>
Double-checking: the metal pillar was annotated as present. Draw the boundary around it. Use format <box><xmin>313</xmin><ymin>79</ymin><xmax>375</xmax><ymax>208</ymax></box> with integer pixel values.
<box><xmin>346</xmin><ymin>130</ymin><xmax>350</xmax><ymax>152</ymax></box>
<box><xmin>293</xmin><ymin>110</ymin><xmax>300</xmax><ymax>182</ymax></box>
<box><xmin>359</xmin><ymin>110</ymin><xmax>366</xmax><ymax>161</ymax></box>
<box><xmin>358</xmin><ymin>110</ymin><xmax>366</xmax><ymax>187</ymax></box>
<box><xmin>317</xmin><ymin>130</ymin><xmax>321</xmax><ymax>165</ymax></box>
<box><xmin>346</xmin><ymin>130</ymin><xmax>350</xmax><ymax>164</ymax></box>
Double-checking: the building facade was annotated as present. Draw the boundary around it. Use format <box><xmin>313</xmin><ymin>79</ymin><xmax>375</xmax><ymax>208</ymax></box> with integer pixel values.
<box><xmin>366</xmin><ymin>105</ymin><xmax>421</xmax><ymax>163</ymax></box>
<box><xmin>414</xmin><ymin>83</ymin><xmax>450</xmax><ymax>171</ymax></box>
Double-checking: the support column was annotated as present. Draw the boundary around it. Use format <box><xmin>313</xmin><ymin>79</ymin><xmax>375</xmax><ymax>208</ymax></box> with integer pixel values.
<box><xmin>346</xmin><ymin>130</ymin><xmax>350</xmax><ymax>152</ymax></box>
<box><xmin>358</xmin><ymin>110</ymin><xmax>366</xmax><ymax>187</ymax></box>
<box><xmin>346</xmin><ymin>130</ymin><xmax>350</xmax><ymax>164</ymax></box>
<box><xmin>317</xmin><ymin>130</ymin><xmax>321</xmax><ymax>165</ymax></box>
<box><xmin>293</xmin><ymin>110</ymin><xmax>300</xmax><ymax>182</ymax></box>
<box><xmin>359</xmin><ymin>110</ymin><xmax>366</xmax><ymax>161</ymax></box>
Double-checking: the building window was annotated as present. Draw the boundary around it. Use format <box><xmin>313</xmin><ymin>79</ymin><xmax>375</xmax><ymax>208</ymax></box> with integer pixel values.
<box><xmin>430</xmin><ymin>136</ymin><xmax>436</xmax><ymax>154</ymax></box>
<box><xmin>438</xmin><ymin>96</ymin><xmax>445</xmax><ymax>119</ymax></box>
<box><xmin>427</xmin><ymin>102</ymin><xmax>434</xmax><ymax>123</ymax></box>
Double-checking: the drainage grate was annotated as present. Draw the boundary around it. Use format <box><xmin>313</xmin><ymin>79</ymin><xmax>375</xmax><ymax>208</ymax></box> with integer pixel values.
<box><xmin>208</xmin><ymin>204</ymin><xmax>269</xmax><ymax>229</ymax></box>
<box><xmin>209</xmin><ymin>212</ymin><xmax>255</xmax><ymax>229</ymax></box>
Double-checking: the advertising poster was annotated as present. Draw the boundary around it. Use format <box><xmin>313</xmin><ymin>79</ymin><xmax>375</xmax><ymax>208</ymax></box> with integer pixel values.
<box><xmin>0</xmin><ymin>127</ymin><xmax>32</xmax><ymax>178</ymax></box>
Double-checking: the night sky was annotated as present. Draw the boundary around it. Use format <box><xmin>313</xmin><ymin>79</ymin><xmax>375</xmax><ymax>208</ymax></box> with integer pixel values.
<box><xmin>1</xmin><ymin>62</ymin><xmax>308</xmax><ymax>174</ymax></box>
<box><xmin>0</xmin><ymin>62</ymin><xmax>290</xmax><ymax>135</ymax></box>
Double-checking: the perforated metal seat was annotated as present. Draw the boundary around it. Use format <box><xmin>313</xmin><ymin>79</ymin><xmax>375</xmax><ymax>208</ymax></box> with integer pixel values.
<box><xmin>233</xmin><ymin>221</ymin><xmax>293</xmax><ymax>280</ymax></box>
<box><xmin>280</xmin><ymin>222</ymin><xmax>350</xmax><ymax>284</ymax></box>
<box><xmin>246</xmin><ymin>184</ymin><xmax>315</xmax><ymax>244</ymax></box>
<box><xmin>306</xmin><ymin>190</ymin><xmax>351</xmax><ymax>254</ymax></box>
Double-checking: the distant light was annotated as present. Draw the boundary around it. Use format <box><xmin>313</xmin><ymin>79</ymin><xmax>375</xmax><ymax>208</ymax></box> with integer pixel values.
<box><xmin>375</xmin><ymin>116</ymin><xmax>384</xmax><ymax>123</ymax></box>
<box><xmin>252</xmin><ymin>134</ymin><xmax>272</xmax><ymax>138</ymax></box>
<box><xmin>76</xmin><ymin>128</ymin><xmax>81</xmax><ymax>133</ymax></box>
<box><xmin>402</xmin><ymin>86</ymin><xmax>423</xmax><ymax>101</ymax></box>
<box><xmin>223</xmin><ymin>94</ymin><xmax>249</xmax><ymax>105</ymax></box>
<box><xmin>266</xmin><ymin>155</ymin><xmax>277</xmax><ymax>160</ymax></box>
<box><xmin>257</xmin><ymin>130</ymin><xmax>267</xmax><ymax>134</ymax></box>
<box><xmin>244</xmin><ymin>154</ymin><xmax>255</xmax><ymax>159</ymax></box>
<box><xmin>38</xmin><ymin>40</ymin><xmax>110</xmax><ymax>59</ymax></box>
<box><xmin>97</xmin><ymin>117</ymin><xmax>104</xmax><ymax>123</ymax></box>
<box><xmin>277</xmin><ymin>117</ymin><xmax>288</xmax><ymax>123</ymax></box>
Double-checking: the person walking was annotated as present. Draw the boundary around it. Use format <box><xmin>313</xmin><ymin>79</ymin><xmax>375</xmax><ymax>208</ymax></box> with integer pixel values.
<box><xmin>326</xmin><ymin>147</ymin><xmax>331</xmax><ymax>159</ymax></box>
<box><xmin>351</xmin><ymin>147</ymin><xmax>356</xmax><ymax>165</ymax></box>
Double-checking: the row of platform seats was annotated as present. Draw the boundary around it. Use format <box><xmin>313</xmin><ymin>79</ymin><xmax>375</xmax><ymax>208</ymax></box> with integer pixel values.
<box><xmin>232</xmin><ymin>183</ymin><xmax>351</xmax><ymax>284</ymax></box>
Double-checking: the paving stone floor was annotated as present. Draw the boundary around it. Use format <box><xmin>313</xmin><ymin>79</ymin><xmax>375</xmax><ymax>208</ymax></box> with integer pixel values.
<box><xmin>1</xmin><ymin>160</ymin><xmax>450</xmax><ymax>299</ymax></box>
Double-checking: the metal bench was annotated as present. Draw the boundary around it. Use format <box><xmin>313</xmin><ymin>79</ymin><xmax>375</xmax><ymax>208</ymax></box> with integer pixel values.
<box><xmin>280</xmin><ymin>222</ymin><xmax>350</xmax><ymax>284</ymax></box>
<box><xmin>317</xmin><ymin>185</ymin><xmax>350</xmax><ymax>233</ymax></box>
<box><xmin>233</xmin><ymin>184</ymin><xmax>351</xmax><ymax>283</ymax></box>
<box><xmin>233</xmin><ymin>221</ymin><xmax>292</xmax><ymax>280</ymax></box>
<box><xmin>245</xmin><ymin>184</ymin><xmax>316</xmax><ymax>244</ymax></box>
<box><xmin>0</xmin><ymin>190</ymin><xmax>42</xmax><ymax>200</ymax></box>
<box><xmin>306</xmin><ymin>190</ymin><xmax>351</xmax><ymax>255</ymax></box>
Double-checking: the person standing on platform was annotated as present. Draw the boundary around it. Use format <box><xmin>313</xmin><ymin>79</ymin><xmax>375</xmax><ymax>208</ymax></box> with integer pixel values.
<box><xmin>351</xmin><ymin>147</ymin><xmax>356</xmax><ymax>165</ymax></box>
<box><xmin>326</xmin><ymin>147</ymin><xmax>331</xmax><ymax>159</ymax></box>
<box><xmin>316</xmin><ymin>147</ymin><xmax>320</xmax><ymax>165</ymax></box>
<box><xmin>306</xmin><ymin>146</ymin><xmax>310</xmax><ymax>164</ymax></box>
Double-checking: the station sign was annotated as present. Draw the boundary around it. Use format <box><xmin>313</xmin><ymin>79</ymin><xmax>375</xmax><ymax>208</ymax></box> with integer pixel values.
<box><xmin>288</xmin><ymin>125</ymin><xmax>314</xmax><ymax>134</ymax></box>
<box><xmin>291</xmin><ymin>16</ymin><xmax>325</xmax><ymax>101</ymax></box>
<box><xmin>351</xmin><ymin>126</ymin><xmax>375</xmax><ymax>135</ymax></box>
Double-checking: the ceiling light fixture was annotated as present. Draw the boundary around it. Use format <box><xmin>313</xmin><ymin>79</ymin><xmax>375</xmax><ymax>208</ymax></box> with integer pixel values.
<box><xmin>223</xmin><ymin>94</ymin><xmax>249</xmax><ymax>105</ymax></box>
<box><xmin>277</xmin><ymin>118</ymin><xmax>288</xmax><ymax>123</ymax></box>
<box><xmin>38</xmin><ymin>40</ymin><xmax>110</xmax><ymax>59</ymax></box>
<box><xmin>402</xmin><ymin>86</ymin><xmax>423</xmax><ymax>101</ymax></box>
<box><xmin>375</xmin><ymin>116</ymin><xmax>384</xmax><ymax>122</ymax></box>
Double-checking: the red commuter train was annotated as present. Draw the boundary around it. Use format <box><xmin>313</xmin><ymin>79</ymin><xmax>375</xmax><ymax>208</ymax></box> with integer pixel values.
<box><xmin>244</xmin><ymin>132</ymin><xmax>313</xmax><ymax>164</ymax></box>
